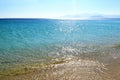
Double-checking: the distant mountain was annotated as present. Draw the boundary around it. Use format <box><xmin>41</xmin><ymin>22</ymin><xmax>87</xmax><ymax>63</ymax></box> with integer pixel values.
<box><xmin>104</xmin><ymin>15</ymin><xmax>120</xmax><ymax>20</ymax></box>
<box><xmin>58</xmin><ymin>14</ymin><xmax>120</xmax><ymax>20</ymax></box>
<box><xmin>89</xmin><ymin>15</ymin><xmax>105</xmax><ymax>19</ymax></box>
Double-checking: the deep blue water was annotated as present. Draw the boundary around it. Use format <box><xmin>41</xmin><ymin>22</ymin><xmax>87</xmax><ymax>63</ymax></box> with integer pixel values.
<box><xmin>0</xmin><ymin>19</ymin><xmax>120</xmax><ymax>68</ymax></box>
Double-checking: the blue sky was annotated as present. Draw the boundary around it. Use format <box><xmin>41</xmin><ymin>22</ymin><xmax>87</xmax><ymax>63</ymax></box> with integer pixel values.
<box><xmin>0</xmin><ymin>0</ymin><xmax>120</xmax><ymax>18</ymax></box>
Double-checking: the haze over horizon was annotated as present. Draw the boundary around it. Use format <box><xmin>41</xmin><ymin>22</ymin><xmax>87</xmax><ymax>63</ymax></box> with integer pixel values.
<box><xmin>0</xmin><ymin>0</ymin><xmax>120</xmax><ymax>18</ymax></box>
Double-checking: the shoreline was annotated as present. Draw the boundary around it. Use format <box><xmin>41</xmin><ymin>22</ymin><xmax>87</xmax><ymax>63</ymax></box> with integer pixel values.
<box><xmin>0</xmin><ymin>57</ymin><xmax>120</xmax><ymax>80</ymax></box>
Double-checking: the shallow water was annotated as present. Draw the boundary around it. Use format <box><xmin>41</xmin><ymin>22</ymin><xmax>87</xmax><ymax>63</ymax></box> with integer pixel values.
<box><xmin>0</xmin><ymin>19</ymin><xmax>120</xmax><ymax>79</ymax></box>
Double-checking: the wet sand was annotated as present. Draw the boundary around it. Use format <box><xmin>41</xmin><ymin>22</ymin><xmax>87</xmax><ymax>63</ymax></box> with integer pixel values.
<box><xmin>104</xmin><ymin>58</ymin><xmax>120</xmax><ymax>80</ymax></box>
<box><xmin>0</xmin><ymin>57</ymin><xmax>120</xmax><ymax>80</ymax></box>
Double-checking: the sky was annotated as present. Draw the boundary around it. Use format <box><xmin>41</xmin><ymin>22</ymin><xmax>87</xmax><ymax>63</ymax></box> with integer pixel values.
<box><xmin>0</xmin><ymin>0</ymin><xmax>120</xmax><ymax>18</ymax></box>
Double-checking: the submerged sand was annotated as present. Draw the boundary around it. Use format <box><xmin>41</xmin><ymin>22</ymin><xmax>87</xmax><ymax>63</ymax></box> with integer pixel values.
<box><xmin>0</xmin><ymin>57</ymin><xmax>120</xmax><ymax>80</ymax></box>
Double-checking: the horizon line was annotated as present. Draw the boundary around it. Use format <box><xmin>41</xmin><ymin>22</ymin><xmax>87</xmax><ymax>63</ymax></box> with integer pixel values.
<box><xmin>0</xmin><ymin>17</ymin><xmax>120</xmax><ymax>20</ymax></box>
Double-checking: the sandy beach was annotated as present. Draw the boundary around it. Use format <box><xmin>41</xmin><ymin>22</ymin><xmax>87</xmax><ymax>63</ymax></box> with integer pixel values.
<box><xmin>0</xmin><ymin>57</ymin><xmax>120</xmax><ymax>80</ymax></box>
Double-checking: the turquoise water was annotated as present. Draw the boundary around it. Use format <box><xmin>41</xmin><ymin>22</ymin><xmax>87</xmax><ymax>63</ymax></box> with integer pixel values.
<box><xmin>0</xmin><ymin>19</ymin><xmax>120</xmax><ymax>69</ymax></box>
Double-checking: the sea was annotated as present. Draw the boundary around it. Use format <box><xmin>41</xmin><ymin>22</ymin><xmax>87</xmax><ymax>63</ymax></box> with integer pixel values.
<box><xmin>0</xmin><ymin>19</ymin><xmax>120</xmax><ymax>70</ymax></box>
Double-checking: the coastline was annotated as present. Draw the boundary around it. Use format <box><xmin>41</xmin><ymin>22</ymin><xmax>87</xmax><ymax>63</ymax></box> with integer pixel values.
<box><xmin>0</xmin><ymin>56</ymin><xmax>120</xmax><ymax>80</ymax></box>
<box><xmin>0</xmin><ymin>19</ymin><xmax>120</xmax><ymax>80</ymax></box>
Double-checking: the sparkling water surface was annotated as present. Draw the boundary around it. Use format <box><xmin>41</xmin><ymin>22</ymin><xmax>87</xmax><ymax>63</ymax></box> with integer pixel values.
<box><xmin>0</xmin><ymin>19</ymin><xmax>120</xmax><ymax>69</ymax></box>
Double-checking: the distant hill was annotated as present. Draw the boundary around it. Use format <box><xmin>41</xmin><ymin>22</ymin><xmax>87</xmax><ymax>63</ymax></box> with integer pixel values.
<box><xmin>58</xmin><ymin>14</ymin><xmax>120</xmax><ymax>20</ymax></box>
